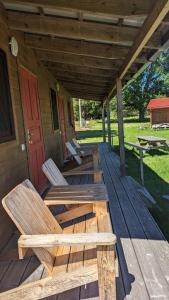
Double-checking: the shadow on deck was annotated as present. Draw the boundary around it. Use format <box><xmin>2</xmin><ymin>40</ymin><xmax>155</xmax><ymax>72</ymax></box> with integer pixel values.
<box><xmin>0</xmin><ymin>143</ymin><xmax>169</xmax><ymax>299</ymax></box>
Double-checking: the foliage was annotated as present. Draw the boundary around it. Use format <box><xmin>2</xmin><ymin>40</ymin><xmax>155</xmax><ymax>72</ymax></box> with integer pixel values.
<box><xmin>73</xmin><ymin>99</ymin><xmax>103</xmax><ymax>121</ymax></box>
<box><xmin>122</xmin><ymin>49</ymin><xmax>169</xmax><ymax>121</ymax></box>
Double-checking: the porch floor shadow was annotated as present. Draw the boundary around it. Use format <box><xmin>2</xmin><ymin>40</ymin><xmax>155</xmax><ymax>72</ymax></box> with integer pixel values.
<box><xmin>0</xmin><ymin>143</ymin><xmax>169</xmax><ymax>299</ymax></box>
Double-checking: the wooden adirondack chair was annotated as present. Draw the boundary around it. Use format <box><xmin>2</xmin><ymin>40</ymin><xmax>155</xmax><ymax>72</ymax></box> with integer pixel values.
<box><xmin>72</xmin><ymin>138</ymin><xmax>98</xmax><ymax>157</ymax></box>
<box><xmin>65</xmin><ymin>141</ymin><xmax>101</xmax><ymax>180</ymax></box>
<box><xmin>1</xmin><ymin>182</ymin><xmax>116</xmax><ymax>300</ymax></box>
<box><xmin>42</xmin><ymin>158</ymin><xmax>102</xmax><ymax>222</ymax></box>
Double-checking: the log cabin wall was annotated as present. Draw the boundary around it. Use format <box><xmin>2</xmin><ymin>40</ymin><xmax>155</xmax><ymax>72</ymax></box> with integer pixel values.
<box><xmin>0</xmin><ymin>4</ymin><xmax>74</xmax><ymax>250</ymax></box>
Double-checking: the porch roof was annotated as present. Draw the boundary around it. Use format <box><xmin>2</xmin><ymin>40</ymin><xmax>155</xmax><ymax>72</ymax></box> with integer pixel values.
<box><xmin>2</xmin><ymin>0</ymin><xmax>169</xmax><ymax>101</ymax></box>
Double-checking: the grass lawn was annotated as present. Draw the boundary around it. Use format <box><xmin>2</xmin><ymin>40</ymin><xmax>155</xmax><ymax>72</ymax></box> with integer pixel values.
<box><xmin>75</xmin><ymin>118</ymin><xmax>169</xmax><ymax>240</ymax></box>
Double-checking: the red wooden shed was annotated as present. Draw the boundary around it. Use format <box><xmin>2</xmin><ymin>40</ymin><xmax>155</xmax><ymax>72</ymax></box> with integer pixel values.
<box><xmin>147</xmin><ymin>98</ymin><xmax>169</xmax><ymax>127</ymax></box>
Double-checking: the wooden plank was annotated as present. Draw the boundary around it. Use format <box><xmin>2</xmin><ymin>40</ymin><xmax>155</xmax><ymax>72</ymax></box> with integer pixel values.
<box><xmin>46</xmin><ymin>62</ymin><xmax>114</xmax><ymax>77</ymax></box>
<box><xmin>97</xmin><ymin>214</ymin><xmax>116</xmax><ymax>300</ymax></box>
<box><xmin>55</xmin><ymin>204</ymin><xmax>93</xmax><ymax>224</ymax></box>
<box><xmin>25</xmin><ymin>34</ymin><xmax>130</xmax><ymax>59</ymax></box>
<box><xmin>46</xmin><ymin>72</ymin><xmax>112</xmax><ymax>84</ymax></box>
<box><xmin>99</xmin><ymin>143</ymin><xmax>150</xmax><ymax>299</ymax></box>
<box><xmin>37</xmin><ymin>50</ymin><xmax>122</xmax><ymax>70</ymax></box>
<box><xmin>116</xmin><ymin>78</ymin><xmax>126</xmax><ymax>176</ymax></box>
<box><xmin>18</xmin><ymin>232</ymin><xmax>116</xmax><ymax>248</ymax></box>
<box><xmin>105</xmin><ymin>147</ymin><xmax>169</xmax><ymax>297</ymax></box>
<box><xmin>0</xmin><ymin>264</ymin><xmax>98</xmax><ymax>300</ymax></box>
<box><xmin>3</xmin><ymin>0</ymin><xmax>156</xmax><ymax>17</ymax></box>
<box><xmin>8</xmin><ymin>12</ymin><xmax>138</xmax><ymax>46</ymax></box>
<box><xmin>80</xmin><ymin>216</ymin><xmax>98</xmax><ymax>299</ymax></box>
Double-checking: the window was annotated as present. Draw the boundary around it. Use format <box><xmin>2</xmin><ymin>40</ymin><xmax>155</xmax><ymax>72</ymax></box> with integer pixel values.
<box><xmin>67</xmin><ymin>100</ymin><xmax>72</xmax><ymax>126</ymax></box>
<box><xmin>0</xmin><ymin>49</ymin><xmax>15</xmax><ymax>143</ymax></box>
<box><xmin>50</xmin><ymin>88</ymin><xmax>59</xmax><ymax>130</ymax></box>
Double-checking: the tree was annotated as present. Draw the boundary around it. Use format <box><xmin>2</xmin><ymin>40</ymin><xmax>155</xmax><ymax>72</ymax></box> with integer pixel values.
<box><xmin>73</xmin><ymin>99</ymin><xmax>103</xmax><ymax>121</ymax></box>
<box><xmin>123</xmin><ymin>49</ymin><xmax>169</xmax><ymax>121</ymax></box>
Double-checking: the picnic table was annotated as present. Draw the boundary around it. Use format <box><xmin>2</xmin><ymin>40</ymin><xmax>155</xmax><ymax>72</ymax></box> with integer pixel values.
<box><xmin>125</xmin><ymin>136</ymin><xmax>169</xmax><ymax>185</ymax></box>
<box><xmin>137</xmin><ymin>135</ymin><xmax>168</xmax><ymax>148</ymax></box>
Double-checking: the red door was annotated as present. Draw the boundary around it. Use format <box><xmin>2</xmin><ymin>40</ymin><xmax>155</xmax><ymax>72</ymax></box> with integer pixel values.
<box><xmin>20</xmin><ymin>68</ymin><xmax>46</xmax><ymax>192</ymax></box>
<box><xmin>58</xmin><ymin>96</ymin><xmax>67</xmax><ymax>158</ymax></box>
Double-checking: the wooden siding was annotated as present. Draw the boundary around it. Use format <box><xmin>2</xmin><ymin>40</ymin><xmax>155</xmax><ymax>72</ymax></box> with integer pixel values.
<box><xmin>0</xmin><ymin>4</ymin><xmax>74</xmax><ymax>250</ymax></box>
<box><xmin>151</xmin><ymin>108</ymin><xmax>169</xmax><ymax>126</ymax></box>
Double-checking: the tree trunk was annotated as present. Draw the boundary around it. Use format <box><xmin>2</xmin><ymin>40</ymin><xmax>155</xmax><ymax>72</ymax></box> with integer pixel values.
<box><xmin>139</xmin><ymin>109</ymin><xmax>145</xmax><ymax>122</ymax></box>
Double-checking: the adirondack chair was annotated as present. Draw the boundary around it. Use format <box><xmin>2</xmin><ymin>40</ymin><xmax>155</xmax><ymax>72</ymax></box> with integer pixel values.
<box><xmin>72</xmin><ymin>138</ymin><xmax>98</xmax><ymax>156</ymax></box>
<box><xmin>65</xmin><ymin>141</ymin><xmax>101</xmax><ymax>180</ymax></box>
<box><xmin>42</xmin><ymin>158</ymin><xmax>102</xmax><ymax>185</ymax></box>
<box><xmin>71</xmin><ymin>138</ymin><xmax>93</xmax><ymax>157</ymax></box>
<box><xmin>42</xmin><ymin>158</ymin><xmax>102</xmax><ymax>221</ymax></box>
<box><xmin>1</xmin><ymin>182</ymin><xmax>116</xmax><ymax>300</ymax></box>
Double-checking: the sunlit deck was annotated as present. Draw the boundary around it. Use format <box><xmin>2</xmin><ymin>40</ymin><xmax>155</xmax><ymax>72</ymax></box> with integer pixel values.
<box><xmin>0</xmin><ymin>143</ymin><xmax>169</xmax><ymax>299</ymax></box>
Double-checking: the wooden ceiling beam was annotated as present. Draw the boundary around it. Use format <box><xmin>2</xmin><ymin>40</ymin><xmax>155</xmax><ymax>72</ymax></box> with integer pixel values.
<box><xmin>107</xmin><ymin>0</ymin><xmax>169</xmax><ymax>99</ymax></box>
<box><xmin>3</xmin><ymin>0</ymin><xmax>156</xmax><ymax>17</ymax></box>
<box><xmin>8</xmin><ymin>12</ymin><xmax>138</xmax><ymax>46</ymax></box>
<box><xmin>61</xmin><ymin>82</ymin><xmax>108</xmax><ymax>92</ymax></box>
<box><xmin>37</xmin><ymin>50</ymin><xmax>122</xmax><ymax>70</ymax></box>
<box><xmin>57</xmin><ymin>78</ymin><xmax>111</xmax><ymax>88</ymax></box>
<box><xmin>25</xmin><ymin>34</ymin><xmax>130</xmax><ymax>59</ymax></box>
<box><xmin>52</xmin><ymin>72</ymin><xmax>113</xmax><ymax>84</ymax></box>
<box><xmin>45</xmin><ymin>62</ymin><xmax>115</xmax><ymax>77</ymax></box>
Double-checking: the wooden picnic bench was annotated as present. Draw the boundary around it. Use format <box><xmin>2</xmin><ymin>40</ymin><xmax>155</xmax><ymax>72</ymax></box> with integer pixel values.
<box><xmin>125</xmin><ymin>138</ymin><xmax>169</xmax><ymax>185</ymax></box>
<box><xmin>137</xmin><ymin>135</ymin><xmax>168</xmax><ymax>148</ymax></box>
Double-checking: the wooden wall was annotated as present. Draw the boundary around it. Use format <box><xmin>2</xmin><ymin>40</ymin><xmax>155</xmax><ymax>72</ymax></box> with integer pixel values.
<box><xmin>151</xmin><ymin>108</ymin><xmax>169</xmax><ymax>126</ymax></box>
<box><xmin>0</xmin><ymin>4</ymin><xmax>74</xmax><ymax>250</ymax></box>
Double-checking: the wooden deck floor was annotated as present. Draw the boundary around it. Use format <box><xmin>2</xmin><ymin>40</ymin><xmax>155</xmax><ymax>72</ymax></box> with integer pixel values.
<box><xmin>0</xmin><ymin>143</ymin><xmax>169</xmax><ymax>299</ymax></box>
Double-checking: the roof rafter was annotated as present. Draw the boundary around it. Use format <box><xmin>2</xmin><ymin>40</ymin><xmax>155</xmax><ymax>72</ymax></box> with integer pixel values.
<box><xmin>25</xmin><ymin>34</ymin><xmax>130</xmax><ymax>60</ymax></box>
<box><xmin>8</xmin><ymin>11</ymin><xmax>139</xmax><ymax>46</ymax></box>
<box><xmin>37</xmin><ymin>50</ymin><xmax>122</xmax><ymax>70</ymax></box>
<box><xmin>3</xmin><ymin>0</ymin><xmax>156</xmax><ymax>17</ymax></box>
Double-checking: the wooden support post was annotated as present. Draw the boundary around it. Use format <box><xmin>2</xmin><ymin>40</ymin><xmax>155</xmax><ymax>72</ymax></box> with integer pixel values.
<box><xmin>79</xmin><ymin>98</ymin><xmax>82</xmax><ymax>128</ymax></box>
<box><xmin>102</xmin><ymin>104</ymin><xmax>106</xmax><ymax>143</ymax></box>
<box><xmin>139</xmin><ymin>149</ymin><xmax>144</xmax><ymax>185</ymax></box>
<box><xmin>116</xmin><ymin>78</ymin><xmax>126</xmax><ymax>176</ymax></box>
<box><xmin>106</xmin><ymin>100</ymin><xmax>111</xmax><ymax>151</ymax></box>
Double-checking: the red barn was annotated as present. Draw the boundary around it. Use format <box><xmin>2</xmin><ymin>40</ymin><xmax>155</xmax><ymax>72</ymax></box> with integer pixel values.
<box><xmin>147</xmin><ymin>98</ymin><xmax>169</xmax><ymax>127</ymax></box>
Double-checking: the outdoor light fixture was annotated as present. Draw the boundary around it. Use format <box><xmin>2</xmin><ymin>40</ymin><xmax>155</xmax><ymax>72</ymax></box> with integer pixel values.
<box><xmin>9</xmin><ymin>37</ymin><xmax>19</xmax><ymax>57</ymax></box>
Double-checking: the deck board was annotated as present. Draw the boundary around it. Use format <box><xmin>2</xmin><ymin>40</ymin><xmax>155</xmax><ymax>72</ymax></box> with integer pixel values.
<box><xmin>99</xmin><ymin>143</ymin><xmax>169</xmax><ymax>299</ymax></box>
<box><xmin>0</xmin><ymin>142</ymin><xmax>169</xmax><ymax>299</ymax></box>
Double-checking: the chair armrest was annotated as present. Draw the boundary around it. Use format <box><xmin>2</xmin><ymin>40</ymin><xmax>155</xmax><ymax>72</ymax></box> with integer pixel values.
<box><xmin>18</xmin><ymin>233</ymin><xmax>116</xmax><ymax>249</ymax></box>
<box><xmin>44</xmin><ymin>198</ymin><xmax>107</xmax><ymax>206</ymax></box>
<box><xmin>62</xmin><ymin>170</ymin><xmax>103</xmax><ymax>176</ymax></box>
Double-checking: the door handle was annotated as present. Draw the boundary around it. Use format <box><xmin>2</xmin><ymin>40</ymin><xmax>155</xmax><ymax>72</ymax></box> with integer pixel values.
<box><xmin>27</xmin><ymin>129</ymin><xmax>33</xmax><ymax>144</ymax></box>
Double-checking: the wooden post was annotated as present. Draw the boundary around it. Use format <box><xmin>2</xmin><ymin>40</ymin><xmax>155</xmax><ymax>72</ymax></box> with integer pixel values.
<box><xmin>106</xmin><ymin>100</ymin><xmax>111</xmax><ymax>150</ymax></box>
<box><xmin>79</xmin><ymin>98</ymin><xmax>82</xmax><ymax>128</ymax></box>
<box><xmin>102</xmin><ymin>103</ymin><xmax>106</xmax><ymax>142</ymax></box>
<box><xmin>139</xmin><ymin>149</ymin><xmax>144</xmax><ymax>185</ymax></box>
<box><xmin>116</xmin><ymin>78</ymin><xmax>126</xmax><ymax>176</ymax></box>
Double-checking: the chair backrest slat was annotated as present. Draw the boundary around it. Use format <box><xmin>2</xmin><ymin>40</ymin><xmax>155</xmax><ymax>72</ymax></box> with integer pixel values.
<box><xmin>2</xmin><ymin>182</ymin><xmax>62</xmax><ymax>274</ymax></box>
<box><xmin>65</xmin><ymin>141</ymin><xmax>82</xmax><ymax>165</ymax></box>
<box><xmin>42</xmin><ymin>159</ymin><xmax>68</xmax><ymax>186</ymax></box>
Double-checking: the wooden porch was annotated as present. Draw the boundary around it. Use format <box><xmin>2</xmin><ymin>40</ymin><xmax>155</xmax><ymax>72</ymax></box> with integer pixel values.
<box><xmin>0</xmin><ymin>143</ymin><xmax>168</xmax><ymax>299</ymax></box>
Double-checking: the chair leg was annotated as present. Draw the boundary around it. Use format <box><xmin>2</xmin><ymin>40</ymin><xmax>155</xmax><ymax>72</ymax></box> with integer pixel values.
<box><xmin>97</xmin><ymin>245</ymin><xmax>116</xmax><ymax>300</ymax></box>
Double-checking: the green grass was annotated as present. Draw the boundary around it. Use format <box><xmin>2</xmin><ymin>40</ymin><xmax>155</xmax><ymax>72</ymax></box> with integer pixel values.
<box><xmin>75</xmin><ymin>118</ymin><xmax>169</xmax><ymax>240</ymax></box>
